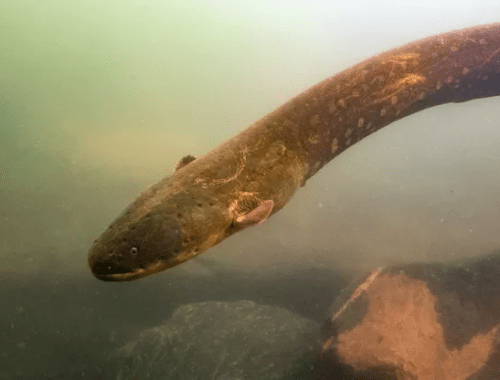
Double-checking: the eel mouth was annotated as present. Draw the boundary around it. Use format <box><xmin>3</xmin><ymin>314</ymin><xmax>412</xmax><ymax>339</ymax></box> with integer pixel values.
<box><xmin>89</xmin><ymin>260</ymin><xmax>167</xmax><ymax>282</ymax></box>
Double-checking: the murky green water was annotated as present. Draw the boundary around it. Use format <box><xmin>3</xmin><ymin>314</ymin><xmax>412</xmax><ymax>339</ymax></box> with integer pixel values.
<box><xmin>1</xmin><ymin>1</ymin><xmax>500</xmax><ymax>378</ymax></box>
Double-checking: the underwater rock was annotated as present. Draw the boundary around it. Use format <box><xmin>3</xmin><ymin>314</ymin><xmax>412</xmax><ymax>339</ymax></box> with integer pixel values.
<box><xmin>320</xmin><ymin>252</ymin><xmax>500</xmax><ymax>379</ymax></box>
<box><xmin>115</xmin><ymin>300</ymin><xmax>319</xmax><ymax>380</ymax></box>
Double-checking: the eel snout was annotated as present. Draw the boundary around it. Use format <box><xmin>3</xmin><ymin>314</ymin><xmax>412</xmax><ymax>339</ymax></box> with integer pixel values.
<box><xmin>88</xmin><ymin>212</ymin><xmax>183</xmax><ymax>282</ymax></box>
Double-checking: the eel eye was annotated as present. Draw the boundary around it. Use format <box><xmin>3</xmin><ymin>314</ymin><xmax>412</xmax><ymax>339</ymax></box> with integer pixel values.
<box><xmin>130</xmin><ymin>247</ymin><xmax>138</xmax><ymax>255</ymax></box>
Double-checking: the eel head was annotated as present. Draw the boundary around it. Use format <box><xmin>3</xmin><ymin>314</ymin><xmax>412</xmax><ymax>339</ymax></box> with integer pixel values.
<box><xmin>87</xmin><ymin>179</ymin><xmax>274</xmax><ymax>282</ymax></box>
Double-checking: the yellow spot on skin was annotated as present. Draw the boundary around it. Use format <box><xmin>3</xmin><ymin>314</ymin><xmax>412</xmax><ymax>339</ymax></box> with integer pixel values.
<box><xmin>308</xmin><ymin>134</ymin><xmax>320</xmax><ymax>144</ymax></box>
<box><xmin>331</xmin><ymin>138</ymin><xmax>339</xmax><ymax>153</ymax></box>
<box><xmin>396</xmin><ymin>74</ymin><xmax>425</xmax><ymax>87</ymax></box>
<box><xmin>345</xmin><ymin>128</ymin><xmax>352</xmax><ymax>138</ymax></box>
<box><xmin>462</xmin><ymin>67</ymin><xmax>470</xmax><ymax>75</ymax></box>
<box><xmin>365</xmin><ymin>121</ymin><xmax>372</xmax><ymax>130</ymax></box>
<box><xmin>358</xmin><ymin>118</ymin><xmax>364</xmax><ymax>128</ymax></box>
<box><xmin>346</xmin><ymin>138</ymin><xmax>351</xmax><ymax>146</ymax></box>
<box><xmin>436</xmin><ymin>81</ymin><xmax>442</xmax><ymax>90</ymax></box>
<box><xmin>310</xmin><ymin>114</ymin><xmax>320</xmax><ymax>126</ymax></box>
<box><xmin>375</xmin><ymin>74</ymin><xmax>426</xmax><ymax>104</ymax></box>
<box><xmin>380</xmin><ymin>108</ymin><xmax>387</xmax><ymax>117</ymax></box>
<box><xmin>383</xmin><ymin>52</ymin><xmax>420</xmax><ymax>64</ymax></box>
<box><xmin>446</xmin><ymin>76</ymin><xmax>454</xmax><ymax>84</ymax></box>
<box><xmin>391</xmin><ymin>95</ymin><xmax>398</xmax><ymax>105</ymax></box>
<box><xmin>418</xmin><ymin>91</ymin><xmax>426</xmax><ymax>100</ymax></box>
<box><xmin>328</xmin><ymin>101</ymin><xmax>337</xmax><ymax>114</ymax></box>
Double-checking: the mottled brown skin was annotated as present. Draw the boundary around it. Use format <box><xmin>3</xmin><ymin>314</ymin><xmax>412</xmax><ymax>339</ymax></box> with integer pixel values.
<box><xmin>88</xmin><ymin>23</ymin><xmax>500</xmax><ymax>281</ymax></box>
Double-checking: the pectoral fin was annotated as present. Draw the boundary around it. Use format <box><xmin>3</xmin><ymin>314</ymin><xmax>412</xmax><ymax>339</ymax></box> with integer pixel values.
<box><xmin>234</xmin><ymin>199</ymin><xmax>274</xmax><ymax>229</ymax></box>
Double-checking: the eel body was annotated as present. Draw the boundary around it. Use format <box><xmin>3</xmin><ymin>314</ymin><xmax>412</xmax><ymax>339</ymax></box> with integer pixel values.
<box><xmin>88</xmin><ymin>23</ymin><xmax>500</xmax><ymax>281</ymax></box>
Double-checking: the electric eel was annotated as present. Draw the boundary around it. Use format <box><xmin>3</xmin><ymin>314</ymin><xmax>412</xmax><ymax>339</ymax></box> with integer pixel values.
<box><xmin>88</xmin><ymin>23</ymin><xmax>500</xmax><ymax>282</ymax></box>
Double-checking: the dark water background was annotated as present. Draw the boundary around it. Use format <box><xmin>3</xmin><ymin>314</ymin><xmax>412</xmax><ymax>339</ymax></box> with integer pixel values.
<box><xmin>2</xmin><ymin>1</ymin><xmax>500</xmax><ymax>378</ymax></box>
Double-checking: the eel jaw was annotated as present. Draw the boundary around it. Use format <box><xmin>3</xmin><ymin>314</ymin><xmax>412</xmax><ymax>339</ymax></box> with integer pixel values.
<box><xmin>90</xmin><ymin>260</ymin><xmax>168</xmax><ymax>282</ymax></box>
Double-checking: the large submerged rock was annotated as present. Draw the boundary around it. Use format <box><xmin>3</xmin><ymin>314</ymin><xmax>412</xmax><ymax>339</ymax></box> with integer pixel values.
<box><xmin>115</xmin><ymin>300</ymin><xmax>319</xmax><ymax>380</ymax></box>
<box><xmin>114</xmin><ymin>253</ymin><xmax>500</xmax><ymax>379</ymax></box>
<box><xmin>320</xmin><ymin>252</ymin><xmax>500</xmax><ymax>379</ymax></box>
